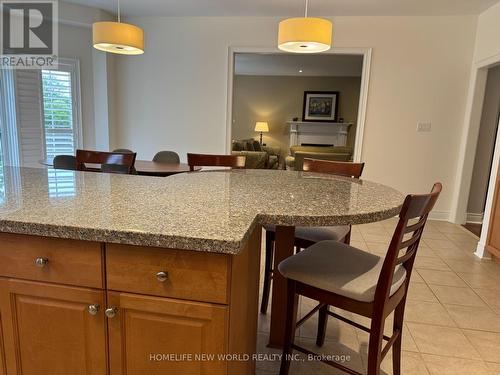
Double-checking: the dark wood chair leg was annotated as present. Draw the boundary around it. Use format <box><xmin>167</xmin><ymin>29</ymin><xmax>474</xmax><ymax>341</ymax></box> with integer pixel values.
<box><xmin>279</xmin><ymin>279</ymin><xmax>299</xmax><ymax>375</ymax></box>
<box><xmin>260</xmin><ymin>231</ymin><xmax>274</xmax><ymax>314</ymax></box>
<box><xmin>366</xmin><ymin>317</ymin><xmax>384</xmax><ymax>375</ymax></box>
<box><xmin>316</xmin><ymin>304</ymin><xmax>329</xmax><ymax>347</ymax></box>
<box><xmin>392</xmin><ymin>299</ymin><xmax>406</xmax><ymax>375</ymax></box>
<box><xmin>343</xmin><ymin>227</ymin><xmax>352</xmax><ymax>245</ymax></box>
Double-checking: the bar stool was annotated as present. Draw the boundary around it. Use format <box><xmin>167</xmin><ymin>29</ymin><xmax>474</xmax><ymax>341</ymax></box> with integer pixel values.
<box><xmin>277</xmin><ymin>183</ymin><xmax>442</xmax><ymax>375</ymax></box>
<box><xmin>261</xmin><ymin>158</ymin><xmax>365</xmax><ymax>314</ymax></box>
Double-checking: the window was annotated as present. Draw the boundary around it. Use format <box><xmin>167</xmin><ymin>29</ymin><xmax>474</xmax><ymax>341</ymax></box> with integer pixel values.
<box><xmin>7</xmin><ymin>58</ymin><xmax>82</xmax><ymax>167</ymax></box>
<box><xmin>41</xmin><ymin>59</ymin><xmax>82</xmax><ymax>159</ymax></box>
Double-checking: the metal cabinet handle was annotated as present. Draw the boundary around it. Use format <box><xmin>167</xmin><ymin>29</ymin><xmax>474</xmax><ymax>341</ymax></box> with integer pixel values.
<box><xmin>105</xmin><ymin>307</ymin><xmax>118</xmax><ymax>318</ymax></box>
<box><xmin>156</xmin><ymin>271</ymin><xmax>169</xmax><ymax>282</ymax></box>
<box><xmin>87</xmin><ymin>304</ymin><xmax>100</xmax><ymax>315</ymax></box>
<box><xmin>35</xmin><ymin>257</ymin><xmax>49</xmax><ymax>268</ymax></box>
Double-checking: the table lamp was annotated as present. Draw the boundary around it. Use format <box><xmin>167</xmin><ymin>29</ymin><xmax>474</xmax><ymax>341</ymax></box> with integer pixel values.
<box><xmin>255</xmin><ymin>121</ymin><xmax>269</xmax><ymax>145</ymax></box>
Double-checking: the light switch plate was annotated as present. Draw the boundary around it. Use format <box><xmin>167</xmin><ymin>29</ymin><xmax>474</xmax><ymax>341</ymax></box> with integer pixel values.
<box><xmin>417</xmin><ymin>122</ymin><xmax>432</xmax><ymax>132</ymax></box>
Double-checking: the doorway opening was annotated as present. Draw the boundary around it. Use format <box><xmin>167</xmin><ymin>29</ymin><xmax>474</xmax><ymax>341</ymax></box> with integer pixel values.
<box><xmin>463</xmin><ymin>65</ymin><xmax>500</xmax><ymax>238</ymax></box>
<box><xmin>225</xmin><ymin>48</ymin><xmax>371</xmax><ymax>170</ymax></box>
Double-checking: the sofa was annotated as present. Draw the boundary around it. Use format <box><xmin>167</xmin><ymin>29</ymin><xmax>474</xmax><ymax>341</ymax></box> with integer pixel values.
<box><xmin>231</xmin><ymin>139</ymin><xmax>281</xmax><ymax>169</ymax></box>
<box><xmin>285</xmin><ymin>145</ymin><xmax>353</xmax><ymax>171</ymax></box>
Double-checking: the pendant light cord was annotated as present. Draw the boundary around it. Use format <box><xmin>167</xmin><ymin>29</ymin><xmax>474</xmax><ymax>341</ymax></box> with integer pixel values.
<box><xmin>117</xmin><ymin>0</ymin><xmax>121</xmax><ymax>22</ymax></box>
<box><xmin>304</xmin><ymin>0</ymin><xmax>309</xmax><ymax>17</ymax></box>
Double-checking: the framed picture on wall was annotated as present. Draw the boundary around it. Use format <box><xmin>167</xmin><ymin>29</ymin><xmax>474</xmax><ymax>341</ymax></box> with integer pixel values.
<box><xmin>302</xmin><ymin>91</ymin><xmax>339</xmax><ymax>122</ymax></box>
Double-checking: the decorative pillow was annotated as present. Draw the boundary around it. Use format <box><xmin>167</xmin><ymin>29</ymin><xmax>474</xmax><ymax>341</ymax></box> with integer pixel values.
<box><xmin>232</xmin><ymin>141</ymin><xmax>245</xmax><ymax>151</ymax></box>
<box><xmin>245</xmin><ymin>141</ymin><xmax>255</xmax><ymax>151</ymax></box>
<box><xmin>253</xmin><ymin>140</ymin><xmax>262</xmax><ymax>152</ymax></box>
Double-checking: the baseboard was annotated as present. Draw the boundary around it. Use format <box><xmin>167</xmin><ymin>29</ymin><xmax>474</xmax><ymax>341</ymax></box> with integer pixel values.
<box><xmin>466</xmin><ymin>212</ymin><xmax>484</xmax><ymax>224</ymax></box>
<box><xmin>428</xmin><ymin>210</ymin><xmax>451</xmax><ymax>221</ymax></box>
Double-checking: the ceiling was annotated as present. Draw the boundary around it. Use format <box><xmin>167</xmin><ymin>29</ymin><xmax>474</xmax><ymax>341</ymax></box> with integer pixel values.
<box><xmin>234</xmin><ymin>54</ymin><xmax>363</xmax><ymax>77</ymax></box>
<box><xmin>64</xmin><ymin>0</ymin><xmax>499</xmax><ymax>17</ymax></box>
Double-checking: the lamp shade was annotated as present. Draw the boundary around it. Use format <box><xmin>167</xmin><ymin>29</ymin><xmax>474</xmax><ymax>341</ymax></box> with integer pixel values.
<box><xmin>93</xmin><ymin>21</ymin><xmax>144</xmax><ymax>55</ymax></box>
<box><xmin>278</xmin><ymin>17</ymin><xmax>332</xmax><ymax>53</ymax></box>
<box><xmin>255</xmin><ymin>122</ymin><xmax>269</xmax><ymax>132</ymax></box>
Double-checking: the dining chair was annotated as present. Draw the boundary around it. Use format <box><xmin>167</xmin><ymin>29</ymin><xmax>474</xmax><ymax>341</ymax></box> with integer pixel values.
<box><xmin>53</xmin><ymin>155</ymin><xmax>77</xmax><ymax>171</ymax></box>
<box><xmin>153</xmin><ymin>151</ymin><xmax>180</xmax><ymax>164</ymax></box>
<box><xmin>76</xmin><ymin>149</ymin><xmax>137</xmax><ymax>175</ymax></box>
<box><xmin>278</xmin><ymin>183</ymin><xmax>442</xmax><ymax>375</ymax></box>
<box><xmin>186</xmin><ymin>153</ymin><xmax>246</xmax><ymax>171</ymax></box>
<box><xmin>260</xmin><ymin>159</ymin><xmax>365</xmax><ymax>314</ymax></box>
<box><xmin>112</xmin><ymin>148</ymin><xmax>134</xmax><ymax>153</ymax></box>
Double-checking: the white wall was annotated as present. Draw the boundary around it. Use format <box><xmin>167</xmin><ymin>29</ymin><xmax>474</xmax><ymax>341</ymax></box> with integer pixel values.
<box><xmin>59</xmin><ymin>3</ymin><xmax>114</xmax><ymax>150</ymax></box>
<box><xmin>112</xmin><ymin>15</ymin><xmax>477</xmax><ymax>214</ymax></box>
<box><xmin>472</xmin><ymin>2</ymin><xmax>500</xmax><ymax>63</ymax></box>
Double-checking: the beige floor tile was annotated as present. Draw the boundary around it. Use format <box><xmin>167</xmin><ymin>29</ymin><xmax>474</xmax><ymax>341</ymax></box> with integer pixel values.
<box><xmin>422</xmin><ymin>354</ymin><xmax>494</xmax><ymax>375</ymax></box>
<box><xmin>407</xmin><ymin>282</ymin><xmax>438</xmax><ymax>303</ymax></box>
<box><xmin>486</xmin><ymin>362</ymin><xmax>500</xmax><ymax>372</ymax></box>
<box><xmin>474</xmin><ymin>288</ymin><xmax>500</xmax><ymax>309</ymax></box>
<box><xmin>407</xmin><ymin>323</ymin><xmax>481</xmax><ymax>359</ymax></box>
<box><xmin>357</xmin><ymin>324</ymin><xmax>418</xmax><ymax>353</ymax></box>
<box><xmin>457</xmin><ymin>272</ymin><xmax>500</xmax><ymax>290</ymax></box>
<box><xmin>443</xmin><ymin>259</ymin><xmax>488</xmax><ymax>274</ymax></box>
<box><xmin>294</xmin><ymin>336</ymin><xmax>365</xmax><ymax>374</ymax></box>
<box><xmin>361</xmin><ymin>233</ymin><xmax>390</xmax><ymax>244</ymax></box>
<box><xmin>415</xmin><ymin>245</ymin><xmax>439</xmax><ymax>258</ymax></box>
<box><xmin>429</xmin><ymin>285</ymin><xmax>487</xmax><ymax>307</ymax></box>
<box><xmin>433</xmin><ymin>247</ymin><xmax>476</xmax><ymax>261</ymax></box>
<box><xmin>424</xmin><ymin>238</ymin><xmax>462</xmax><ymax>250</ymax></box>
<box><xmin>379</xmin><ymin>351</ymin><xmax>430</xmax><ymax>375</ymax></box>
<box><xmin>412</xmin><ymin>270</ymin><xmax>425</xmax><ymax>283</ymax></box>
<box><xmin>405</xmin><ymin>300</ymin><xmax>456</xmax><ymax>326</ymax></box>
<box><xmin>418</xmin><ymin>269</ymin><xmax>468</xmax><ymax>287</ymax></box>
<box><xmin>414</xmin><ymin>256</ymin><xmax>451</xmax><ymax>271</ymax></box>
<box><xmin>464</xmin><ymin>329</ymin><xmax>500</xmax><ymax>363</ymax></box>
<box><xmin>444</xmin><ymin>305</ymin><xmax>500</xmax><ymax>332</ymax></box>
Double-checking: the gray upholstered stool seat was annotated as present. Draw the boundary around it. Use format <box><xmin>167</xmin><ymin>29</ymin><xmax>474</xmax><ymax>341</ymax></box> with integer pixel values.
<box><xmin>264</xmin><ymin>225</ymin><xmax>350</xmax><ymax>242</ymax></box>
<box><xmin>278</xmin><ymin>241</ymin><xmax>407</xmax><ymax>303</ymax></box>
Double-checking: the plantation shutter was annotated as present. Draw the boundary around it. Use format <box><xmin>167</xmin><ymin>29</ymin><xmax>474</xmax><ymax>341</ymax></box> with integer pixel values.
<box><xmin>41</xmin><ymin>69</ymin><xmax>75</xmax><ymax>159</ymax></box>
<box><xmin>14</xmin><ymin>70</ymin><xmax>44</xmax><ymax>167</ymax></box>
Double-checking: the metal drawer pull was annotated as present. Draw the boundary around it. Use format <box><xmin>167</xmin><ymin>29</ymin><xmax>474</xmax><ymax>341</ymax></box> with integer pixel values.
<box><xmin>87</xmin><ymin>304</ymin><xmax>100</xmax><ymax>316</ymax></box>
<box><xmin>156</xmin><ymin>271</ymin><xmax>169</xmax><ymax>282</ymax></box>
<box><xmin>105</xmin><ymin>307</ymin><xmax>118</xmax><ymax>318</ymax></box>
<box><xmin>35</xmin><ymin>257</ymin><xmax>49</xmax><ymax>268</ymax></box>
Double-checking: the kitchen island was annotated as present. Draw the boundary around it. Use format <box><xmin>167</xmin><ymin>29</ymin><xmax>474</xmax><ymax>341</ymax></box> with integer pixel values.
<box><xmin>0</xmin><ymin>167</ymin><xmax>404</xmax><ymax>375</ymax></box>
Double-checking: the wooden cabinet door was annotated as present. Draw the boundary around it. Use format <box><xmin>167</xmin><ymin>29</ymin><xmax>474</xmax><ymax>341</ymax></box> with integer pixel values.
<box><xmin>0</xmin><ymin>279</ymin><xmax>107</xmax><ymax>375</ymax></box>
<box><xmin>107</xmin><ymin>292</ymin><xmax>228</xmax><ymax>375</ymax></box>
<box><xmin>487</xmin><ymin>163</ymin><xmax>500</xmax><ymax>257</ymax></box>
<box><xmin>0</xmin><ymin>308</ymin><xmax>5</xmax><ymax>375</ymax></box>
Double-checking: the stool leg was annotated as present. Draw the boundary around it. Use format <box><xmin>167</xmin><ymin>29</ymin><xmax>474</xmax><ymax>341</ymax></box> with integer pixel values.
<box><xmin>343</xmin><ymin>227</ymin><xmax>352</xmax><ymax>245</ymax></box>
<box><xmin>392</xmin><ymin>299</ymin><xmax>406</xmax><ymax>375</ymax></box>
<box><xmin>279</xmin><ymin>279</ymin><xmax>298</xmax><ymax>375</ymax></box>
<box><xmin>260</xmin><ymin>230</ymin><xmax>274</xmax><ymax>314</ymax></box>
<box><xmin>316</xmin><ymin>304</ymin><xmax>329</xmax><ymax>347</ymax></box>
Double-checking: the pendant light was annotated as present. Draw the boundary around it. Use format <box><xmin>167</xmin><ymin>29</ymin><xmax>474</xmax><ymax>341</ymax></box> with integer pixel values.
<box><xmin>278</xmin><ymin>0</ymin><xmax>332</xmax><ymax>54</ymax></box>
<box><xmin>93</xmin><ymin>0</ymin><xmax>144</xmax><ymax>55</ymax></box>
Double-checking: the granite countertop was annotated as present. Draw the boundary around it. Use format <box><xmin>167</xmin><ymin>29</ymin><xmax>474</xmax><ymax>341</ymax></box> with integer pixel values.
<box><xmin>0</xmin><ymin>166</ymin><xmax>405</xmax><ymax>254</ymax></box>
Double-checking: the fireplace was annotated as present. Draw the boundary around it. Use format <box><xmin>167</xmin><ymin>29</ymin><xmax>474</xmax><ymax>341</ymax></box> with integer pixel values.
<box><xmin>287</xmin><ymin>121</ymin><xmax>352</xmax><ymax>148</ymax></box>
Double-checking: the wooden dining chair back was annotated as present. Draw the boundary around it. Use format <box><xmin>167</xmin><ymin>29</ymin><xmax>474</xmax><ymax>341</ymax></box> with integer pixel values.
<box><xmin>53</xmin><ymin>155</ymin><xmax>77</xmax><ymax>171</ymax></box>
<box><xmin>76</xmin><ymin>150</ymin><xmax>137</xmax><ymax>175</ymax></box>
<box><xmin>303</xmin><ymin>158</ymin><xmax>365</xmax><ymax>178</ymax></box>
<box><xmin>278</xmin><ymin>183</ymin><xmax>442</xmax><ymax>375</ymax></box>
<box><xmin>153</xmin><ymin>151</ymin><xmax>180</xmax><ymax>164</ymax></box>
<box><xmin>187</xmin><ymin>153</ymin><xmax>246</xmax><ymax>171</ymax></box>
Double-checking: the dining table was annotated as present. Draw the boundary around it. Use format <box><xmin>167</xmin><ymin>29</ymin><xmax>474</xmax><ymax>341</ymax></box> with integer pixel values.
<box><xmin>39</xmin><ymin>157</ymin><xmax>201</xmax><ymax>176</ymax></box>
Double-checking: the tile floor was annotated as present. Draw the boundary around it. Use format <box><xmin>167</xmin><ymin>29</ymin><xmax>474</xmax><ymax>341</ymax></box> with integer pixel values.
<box><xmin>256</xmin><ymin>219</ymin><xmax>500</xmax><ymax>375</ymax></box>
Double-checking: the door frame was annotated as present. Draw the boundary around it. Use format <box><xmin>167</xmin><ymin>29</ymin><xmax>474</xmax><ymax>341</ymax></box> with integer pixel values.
<box><xmin>224</xmin><ymin>46</ymin><xmax>372</xmax><ymax>163</ymax></box>
<box><xmin>450</xmin><ymin>51</ymin><xmax>500</xmax><ymax>258</ymax></box>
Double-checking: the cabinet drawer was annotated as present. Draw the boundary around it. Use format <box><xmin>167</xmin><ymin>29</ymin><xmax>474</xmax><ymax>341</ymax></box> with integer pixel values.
<box><xmin>106</xmin><ymin>244</ymin><xmax>229</xmax><ymax>304</ymax></box>
<box><xmin>0</xmin><ymin>233</ymin><xmax>103</xmax><ymax>289</ymax></box>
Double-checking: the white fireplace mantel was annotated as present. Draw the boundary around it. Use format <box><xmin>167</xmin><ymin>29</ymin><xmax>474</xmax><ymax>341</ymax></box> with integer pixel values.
<box><xmin>287</xmin><ymin>121</ymin><xmax>353</xmax><ymax>148</ymax></box>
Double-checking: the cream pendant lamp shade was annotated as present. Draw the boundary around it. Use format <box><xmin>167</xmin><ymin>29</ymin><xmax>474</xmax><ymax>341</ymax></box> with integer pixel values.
<box><xmin>278</xmin><ymin>0</ymin><xmax>332</xmax><ymax>53</ymax></box>
<box><xmin>92</xmin><ymin>0</ymin><xmax>144</xmax><ymax>55</ymax></box>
